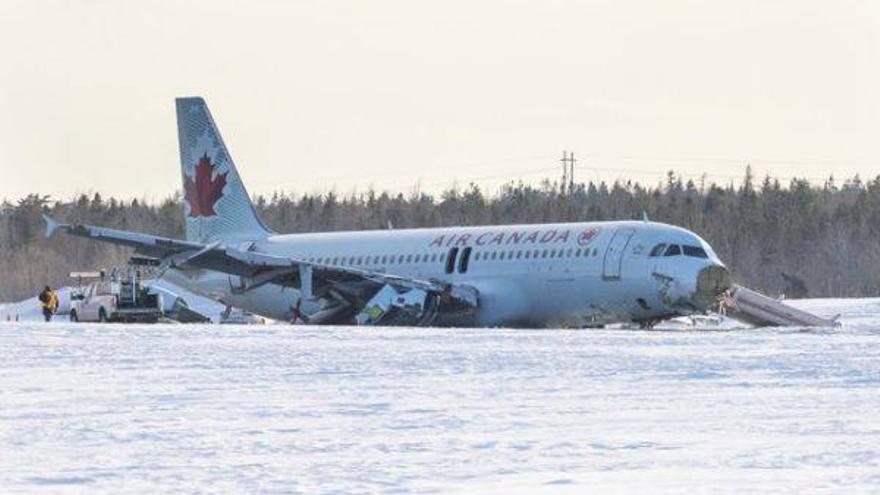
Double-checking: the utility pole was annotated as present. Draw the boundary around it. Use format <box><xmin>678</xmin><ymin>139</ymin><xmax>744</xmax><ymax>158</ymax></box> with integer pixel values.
<box><xmin>560</xmin><ymin>151</ymin><xmax>576</xmax><ymax>195</ymax></box>
<box><xmin>561</xmin><ymin>150</ymin><xmax>568</xmax><ymax>195</ymax></box>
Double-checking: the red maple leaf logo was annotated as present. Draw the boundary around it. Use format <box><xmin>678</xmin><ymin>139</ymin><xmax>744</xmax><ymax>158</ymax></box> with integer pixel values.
<box><xmin>184</xmin><ymin>152</ymin><xmax>228</xmax><ymax>217</ymax></box>
<box><xmin>577</xmin><ymin>229</ymin><xmax>599</xmax><ymax>246</ymax></box>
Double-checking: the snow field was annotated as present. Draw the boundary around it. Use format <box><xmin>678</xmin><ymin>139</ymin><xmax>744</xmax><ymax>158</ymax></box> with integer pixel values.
<box><xmin>0</xmin><ymin>299</ymin><xmax>879</xmax><ymax>493</ymax></box>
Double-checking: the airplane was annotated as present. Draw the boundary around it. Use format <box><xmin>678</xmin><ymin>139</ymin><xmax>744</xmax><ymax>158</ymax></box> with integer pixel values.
<box><xmin>44</xmin><ymin>97</ymin><xmax>733</xmax><ymax>328</ymax></box>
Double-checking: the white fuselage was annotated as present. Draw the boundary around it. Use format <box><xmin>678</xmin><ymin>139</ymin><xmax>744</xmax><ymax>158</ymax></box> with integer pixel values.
<box><xmin>163</xmin><ymin>220</ymin><xmax>729</xmax><ymax>327</ymax></box>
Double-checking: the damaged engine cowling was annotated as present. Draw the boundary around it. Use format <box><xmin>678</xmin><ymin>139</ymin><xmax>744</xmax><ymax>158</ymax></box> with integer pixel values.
<box><xmin>354</xmin><ymin>283</ymin><xmax>480</xmax><ymax>326</ymax></box>
<box><xmin>297</xmin><ymin>281</ymin><xmax>478</xmax><ymax>327</ymax></box>
<box><xmin>355</xmin><ymin>285</ymin><xmax>437</xmax><ymax>326</ymax></box>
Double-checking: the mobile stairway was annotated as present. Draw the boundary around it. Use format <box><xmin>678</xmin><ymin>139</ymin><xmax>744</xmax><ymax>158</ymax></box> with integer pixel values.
<box><xmin>721</xmin><ymin>285</ymin><xmax>838</xmax><ymax>328</ymax></box>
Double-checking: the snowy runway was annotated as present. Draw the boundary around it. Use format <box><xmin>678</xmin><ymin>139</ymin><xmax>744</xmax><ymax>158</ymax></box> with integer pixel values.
<box><xmin>1</xmin><ymin>300</ymin><xmax>880</xmax><ymax>493</ymax></box>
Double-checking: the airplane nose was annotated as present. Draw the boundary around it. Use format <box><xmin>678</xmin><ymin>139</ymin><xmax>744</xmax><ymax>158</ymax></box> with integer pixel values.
<box><xmin>694</xmin><ymin>264</ymin><xmax>731</xmax><ymax>308</ymax></box>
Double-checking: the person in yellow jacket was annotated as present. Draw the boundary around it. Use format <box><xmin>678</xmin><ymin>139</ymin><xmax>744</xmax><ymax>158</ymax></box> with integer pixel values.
<box><xmin>38</xmin><ymin>286</ymin><xmax>59</xmax><ymax>322</ymax></box>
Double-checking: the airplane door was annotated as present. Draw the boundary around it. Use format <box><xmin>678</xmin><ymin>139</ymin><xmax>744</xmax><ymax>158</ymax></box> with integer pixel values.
<box><xmin>602</xmin><ymin>228</ymin><xmax>634</xmax><ymax>280</ymax></box>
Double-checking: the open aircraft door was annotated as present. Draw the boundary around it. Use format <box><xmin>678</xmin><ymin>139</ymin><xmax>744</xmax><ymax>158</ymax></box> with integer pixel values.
<box><xmin>602</xmin><ymin>228</ymin><xmax>634</xmax><ymax>280</ymax></box>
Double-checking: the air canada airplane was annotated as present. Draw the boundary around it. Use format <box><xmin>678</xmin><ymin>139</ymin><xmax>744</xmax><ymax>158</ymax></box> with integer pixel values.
<box><xmin>45</xmin><ymin>97</ymin><xmax>732</xmax><ymax>328</ymax></box>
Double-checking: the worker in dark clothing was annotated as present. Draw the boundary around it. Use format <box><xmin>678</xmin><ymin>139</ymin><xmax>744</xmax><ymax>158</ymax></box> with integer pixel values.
<box><xmin>38</xmin><ymin>286</ymin><xmax>59</xmax><ymax>322</ymax></box>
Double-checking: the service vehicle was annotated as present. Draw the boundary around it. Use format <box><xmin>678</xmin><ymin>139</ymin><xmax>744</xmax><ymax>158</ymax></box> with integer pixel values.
<box><xmin>69</xmin><ymin>269</ymin><xmax>163</xmax><ymax>323</ymax></box>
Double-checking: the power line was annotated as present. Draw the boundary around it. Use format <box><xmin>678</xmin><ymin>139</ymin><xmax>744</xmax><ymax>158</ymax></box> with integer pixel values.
<box><xmin>247</xmin><ymin>151</ymin><xmax>875</xmax><ymax>197</ymax></box>
<box><xmin>247</xmin><ymin>154</ymin><xmax>555</xmax><ymax>192</ymax></box>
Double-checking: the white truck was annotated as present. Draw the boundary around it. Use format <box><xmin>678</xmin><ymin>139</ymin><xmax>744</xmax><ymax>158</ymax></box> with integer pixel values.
<box><xmin>69</xmin><ymin>270</ymin><xmax>163</xmax><ymax>323</ymax></box>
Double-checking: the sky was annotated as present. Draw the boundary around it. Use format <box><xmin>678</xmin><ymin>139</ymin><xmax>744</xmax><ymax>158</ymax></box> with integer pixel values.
<box><xmin>0</xmin><ymin>0</ymin><xmax>878</xmax><ymax>202</ymax></box>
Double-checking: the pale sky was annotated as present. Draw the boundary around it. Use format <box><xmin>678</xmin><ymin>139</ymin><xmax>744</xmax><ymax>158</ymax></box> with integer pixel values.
<box><xmin>1</xmin><ymin>0</ymin><xmax>878</xmax><ymax>202</ymax></box>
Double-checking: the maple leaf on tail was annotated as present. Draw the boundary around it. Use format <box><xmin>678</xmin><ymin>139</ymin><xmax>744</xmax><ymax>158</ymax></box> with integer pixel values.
<box><xmin>184</xmin><ymin>152</ymin><xmax>228</xmax><ymax>217</ymax></box>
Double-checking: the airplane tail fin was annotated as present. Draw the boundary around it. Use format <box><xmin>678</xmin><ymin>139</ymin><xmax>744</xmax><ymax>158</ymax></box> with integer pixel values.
<box><xmin>175</xmin><ymin>97</ymin><xmax>271</xmax><ymax>243</ymax></box>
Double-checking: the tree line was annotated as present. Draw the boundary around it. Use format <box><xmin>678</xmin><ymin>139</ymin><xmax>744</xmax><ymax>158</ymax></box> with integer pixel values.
<box><xmin>3</xmin><ymin>168</ymin><xmax>879</xmax><ymax>302</ymax></box>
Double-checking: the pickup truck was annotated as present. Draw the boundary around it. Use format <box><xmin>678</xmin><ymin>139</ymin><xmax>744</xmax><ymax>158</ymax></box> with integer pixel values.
<box><xmin>69</xmin><ymin>279</ymin><xmax>163</xmax><ymax>323</ymax></box>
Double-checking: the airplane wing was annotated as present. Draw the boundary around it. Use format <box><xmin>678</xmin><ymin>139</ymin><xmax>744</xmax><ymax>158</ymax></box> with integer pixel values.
<box><xmin>44</xmin><ymin>215</ymin><xmax>203</xmax><ymax>259</ymax></box>
<box><xmin>44</xmin><ymin>216</ymin><xmax>478</xmax><ymax>308</ymax></box>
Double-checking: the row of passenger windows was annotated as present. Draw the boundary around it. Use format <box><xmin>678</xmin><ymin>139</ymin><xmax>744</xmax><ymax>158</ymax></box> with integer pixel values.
<box><xmin>649</xmin><ymin>243</ymin><xmax>708</xmax><ymax>258</ymax></box>
<box><xmin>474</xmin><ymin>247</ymin><xmax>600</xmax><ymax>261</ymax></box>
<box><xmin>305</xmin><ymin>246</ymin><xmax>602</xmax><ymax>267</ymax></box>
<box><xmin>306</xmin><ymin>253</ymin><xmax>445</xmax><ymax>266</ymax></box>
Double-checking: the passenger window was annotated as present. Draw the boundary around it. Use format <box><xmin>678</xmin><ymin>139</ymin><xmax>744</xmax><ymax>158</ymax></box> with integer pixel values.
<box><xmin>683</xmin><ymin>245</ymin><xmax>708</xmax><ymax>258</ymax></box>
<box><xmin>524</xmin><ymin>251</ymin><xmax>531</xmax><ymax>259</ymax></box>
<box><xmin>649</xmin><ymin>243</ymin><xmax>667</xmax><ymax>257</ymax></box>
<box><xmin>592</xmin><ymin>248</ymin><xmax>599</xmax><ymax>256</ymax></box>
<box><xmin>664</xmin><ymin>244</ymin><xmax>681</xmax><ymax>256</ymax></box>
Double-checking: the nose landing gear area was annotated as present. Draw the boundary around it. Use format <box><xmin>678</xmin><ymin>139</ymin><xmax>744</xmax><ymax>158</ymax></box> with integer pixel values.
<box><xmin>719</xmin><ymin>285</ymin><xmax>839</xmax><ymax>328</ymax></box>
<box><xmin>649</xmin><ymin>263</ymin><xmax>835</xmax><ymax>329</ymax></box>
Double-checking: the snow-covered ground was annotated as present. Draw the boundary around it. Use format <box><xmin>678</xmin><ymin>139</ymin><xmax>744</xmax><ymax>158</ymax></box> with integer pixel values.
<box><xmin>1</xmin><ymin>300</ymin><xmax>879</xmax><ymax>494</ymax></box>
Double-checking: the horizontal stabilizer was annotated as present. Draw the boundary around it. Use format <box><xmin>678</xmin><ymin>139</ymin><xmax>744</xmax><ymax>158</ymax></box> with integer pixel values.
<box><xmin>42</xmin><ymin>215</ymin><xmax>66</xmax><ymax>238</ymax></box>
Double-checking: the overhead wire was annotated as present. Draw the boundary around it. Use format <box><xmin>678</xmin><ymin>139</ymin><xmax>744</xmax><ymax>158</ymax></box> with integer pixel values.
<box><xmin>248</xmin><ymin>151</ymin><xmax>875</xmax><ymax>197</ymax></box>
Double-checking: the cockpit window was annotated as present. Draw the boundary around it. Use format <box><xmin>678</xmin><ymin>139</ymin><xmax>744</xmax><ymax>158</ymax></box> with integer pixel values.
<box><xmin>664</xmin><ymin>244</ymin><xmax>681</xmax><ymax>256</ymax></box>
<box><xmin>683</xmin><ymin>245</ymin><xmax>708</xmax><ymax>258</ymax></box>
<box><xmin>649</xmin><ymin>243</ymin><xmax>667</xmax><ymax>257</ymax></box>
